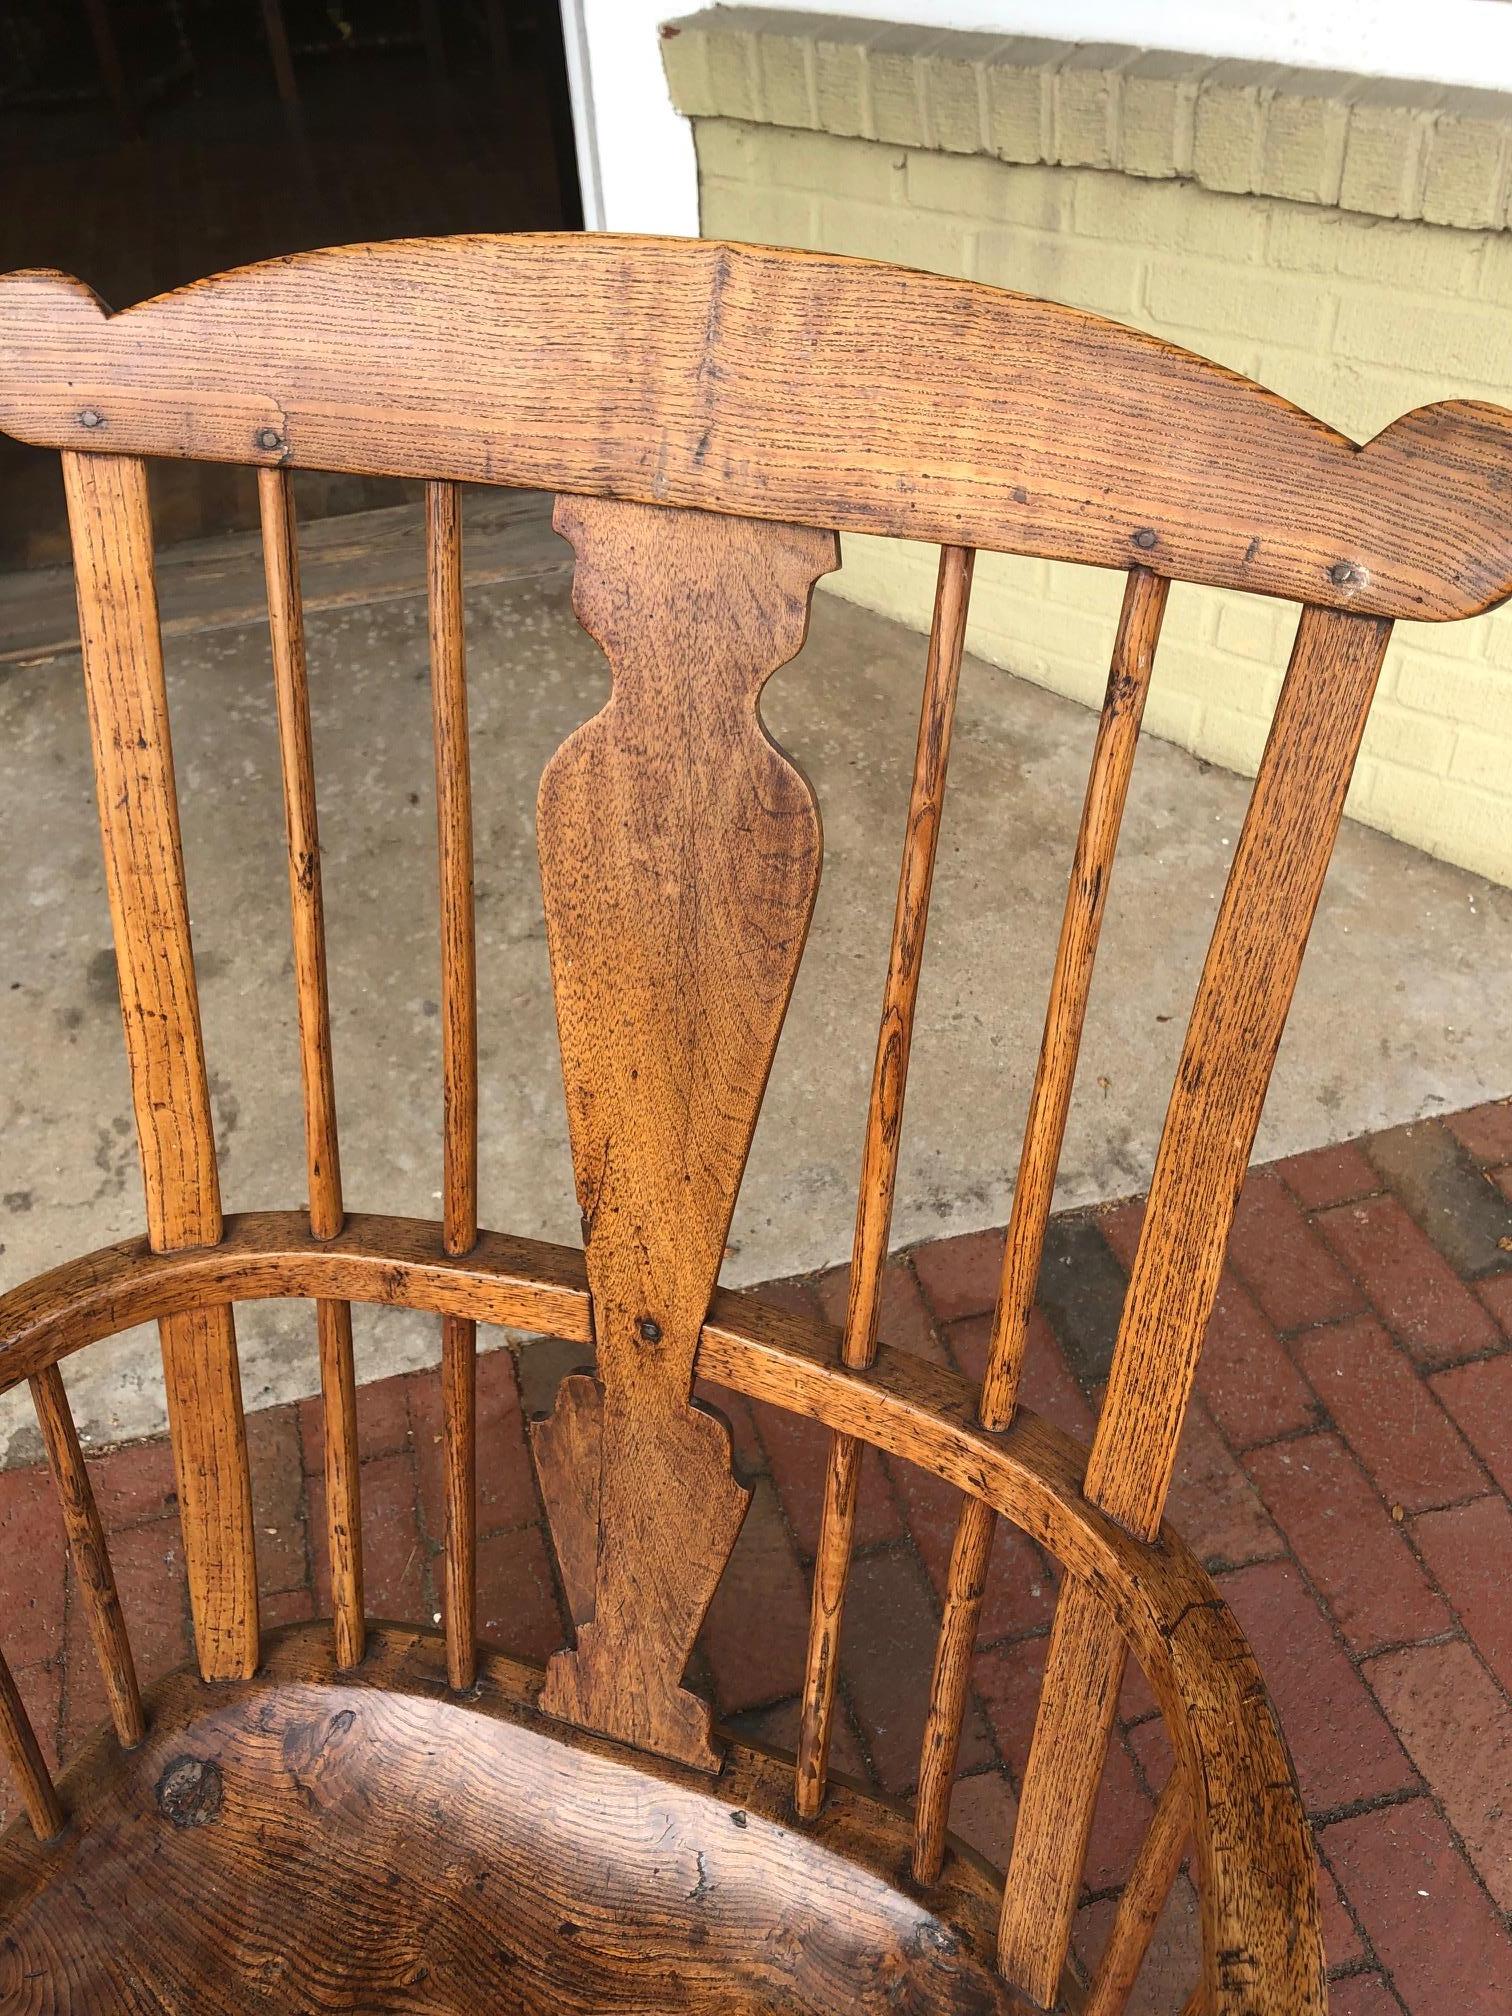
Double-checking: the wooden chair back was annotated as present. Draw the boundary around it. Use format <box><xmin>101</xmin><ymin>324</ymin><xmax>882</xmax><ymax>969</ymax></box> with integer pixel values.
<box><xmin>2</xmin><ymin>235</ymin><xmax>1510</xmax><ymax>2016</ymax></box>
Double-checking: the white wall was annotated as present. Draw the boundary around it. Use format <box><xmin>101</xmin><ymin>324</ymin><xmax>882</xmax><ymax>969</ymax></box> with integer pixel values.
<box><xmin>560</xmin><ymin>0</ymin><xmax>1512</xmax><ymax>233</ymax></box>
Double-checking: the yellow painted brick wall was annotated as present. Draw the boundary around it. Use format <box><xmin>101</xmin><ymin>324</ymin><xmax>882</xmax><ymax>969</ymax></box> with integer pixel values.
<box><xmin>662</xmin><ymin>24</ymin><xmax>1512</xmax><ymax>886</ymax></box>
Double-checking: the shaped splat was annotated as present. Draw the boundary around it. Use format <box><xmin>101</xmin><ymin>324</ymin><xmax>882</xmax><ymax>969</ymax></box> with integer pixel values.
<box><xmin>534</xmin><ymin>496</ymin><xmax>838</xmax><ymax>1770</ymax></box>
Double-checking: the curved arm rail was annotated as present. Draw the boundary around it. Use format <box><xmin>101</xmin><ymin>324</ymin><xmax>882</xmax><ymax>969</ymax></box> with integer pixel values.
<box><xmin>0</xmin><ymin>1211</ymin><xmax>1323</xmax><ymax>2016</ymax></box>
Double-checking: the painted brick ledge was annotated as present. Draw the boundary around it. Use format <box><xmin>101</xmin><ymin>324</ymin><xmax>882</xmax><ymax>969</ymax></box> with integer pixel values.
<box><xmin>661</xmin><ymin>8</ymin><xmax>1512</xmax><ymax>233</ymax></box>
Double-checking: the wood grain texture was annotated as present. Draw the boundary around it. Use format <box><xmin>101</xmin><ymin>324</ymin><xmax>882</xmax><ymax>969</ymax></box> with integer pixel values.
<box><xmin>997</xmin><ymin>1581</ymin><xmax>1128</xmax><ymax>2000</ymax></box>
<box><xmin>798</xmin><ymin>545</ymin><xmax>973</xmax><ymax>1820</ymax></box>
<box><xmin>795</xmin><ymin>1428</ymin><xmax>862</xmax><ymax>1816</ymax></box>
<box><xmin>0</xmin><ymin>1625</ymin><xmax>1044</xmax><ymax>2016</ymax></box>
<box><xmin>530</xmin><ymin>1373</ymin><xmax>601</xmax><ymax>1629</ymax></box>
<box><xmin>0</xmin><ymin>232</ymin><xmax>1433</xmax><ymax>2009</ymax></box>
<box><xmin>0</xmin><ymin>1214</ymin><xmax>595</xmax><ymax>1394</ymax></box>
<box><xmin>1084</xmin><ymin>1768</ymin><xmax>1192</xmax><ymax>2016</ymax></box>
<box><xmin>64</xmin><ymin>450</ymin><xmax>220</xmax><ymax>1251</ymax></box>
<box><xmin>4</xmin><ymin>239</ymin><xmax>1512</xmax><ymax>617</ymax></box>
<box><xmin>155</xmin><ymin>1304</ymin><xmax>261</xmax><ymax>1683</ymax></box>
<box><xmin>314</xmin><ymin>1300</ymin><xmax>364</xmax><ymax>1670</ymax></box>
<box><xmin>1087</xmin><ymin>605</ymin><xmax>1392</xmax><ymax>1538</ymax></box>
<box><xmin>427</xmin><ymin>477</ymin><xmax>480</xmax><ymax>1693</ymax></box>
<box><xmin>535</xmin><ymin>497</ymin><xmax>836</xmax><ymax>1770</ymax></box>
<box><xmin>427</xmin><ymin>478</ymin><xmax>479</xmax><ymax>1261</ymax></box>
<box><xmin>912</xmin><ymin>567</ymin><xmax>1166</xmax><ymax>1886</ymax></box>
<box><xmin>440</xmin><ymin>1317</ymin><xmax>477</xmax><ymax>1691</ymax></box>
<box><xmin>980</xmin><ymin>567</ymin><xmax>1166</xmax><ymax>1433</ymax></box>
<box><xmin>260</xmin><ymin>466</ymin><xmax>345</xmax><ymax>1243</ymax></box>
<box><xmin>0</xmin><ymin>1651</ymin><xmax>62</xmax><ymax>1844</ymax></box>
<box><xmin>913</xmin><ymin>1488</ymin><xmax>996</xmax><ymax>1883</ymax></box>
<box><xmin>1001</xmin><ymin>602</ymin><xmax>1389</xmax><ymax>2004</ymax></box>
<box><xmin>29</xmin><ymin>1365</ymin><xmax>144</xmax><ymax>1748</ymax></box>
<box><xmin>64</xmin><ymin>448</ymin><xmax>259</xmax><ymax>1684</ymax></box>
<box><xmin>847</xmin><ymin>544</ymin><xmax>974</xmax><ymax>1367</ymax></box>
<box><xmin>0</xmin><ymin>1214</ymin><xmax>1325</xmax><ymax>2016</ymax></box>
<box><xmin>260</xmin><ymin>463</ymin><xmax>365</xmax><ymax>1672</ymax></box>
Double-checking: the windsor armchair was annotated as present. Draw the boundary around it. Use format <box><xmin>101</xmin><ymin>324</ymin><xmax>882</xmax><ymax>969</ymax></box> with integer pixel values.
<box><xmin>0</xmin><ymin>236</ymin><xmax>1508</xmax><ymax>2016</ymax></box>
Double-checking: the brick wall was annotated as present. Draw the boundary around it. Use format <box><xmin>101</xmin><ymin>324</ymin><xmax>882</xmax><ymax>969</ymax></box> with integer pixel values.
<box><xmin>663</xmin><ymin>13</ymin><xmax>1512</xmax><ymax>888</ymax></box>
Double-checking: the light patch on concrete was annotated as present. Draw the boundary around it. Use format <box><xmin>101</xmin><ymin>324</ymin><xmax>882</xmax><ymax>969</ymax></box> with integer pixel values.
<box><xmin>2</xmin><ymin>555</ymin><xmax>1509</xmax><ymax>1463</ymax></box>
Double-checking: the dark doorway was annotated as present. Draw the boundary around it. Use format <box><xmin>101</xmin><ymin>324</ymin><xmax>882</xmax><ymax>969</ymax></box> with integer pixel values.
<box><xmin>0</xmin><ymin>1</ymin><xmax>581</xmax><ymax>567</ymax></box>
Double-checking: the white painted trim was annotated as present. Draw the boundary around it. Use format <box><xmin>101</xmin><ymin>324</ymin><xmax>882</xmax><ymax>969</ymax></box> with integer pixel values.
<box><xmin>556</xmin><ymin>0</ymin><xmax>605</xmax><ymax>231</ymax></box>
<box><xmin>555</xmin><ymin>0</ymin><xmax>699</xmax><ymax>236</ymax></box>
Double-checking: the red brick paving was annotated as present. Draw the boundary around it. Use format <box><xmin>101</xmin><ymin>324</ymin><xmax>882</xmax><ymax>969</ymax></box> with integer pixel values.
<box><xmin>1322</xmin><ymin>1797</ymin><xmax>1511</xmax><ymax>2016</ymax></box>
<box><xmin>1099</xmin><ymin>1198</ymin><xmax>1322</xmax><ymax>1448</ymax></box>
<box><xmin>1294</xmin><ymin>1314</ymin><xmax>1487</xmax><ymax>1514</ymax></box>
<box><xmin>1474</xmin><ymin>1261</ymin><xmax>1512</xmax><ymax>1337</ymax></box>
<box><xmin>3</xmin><ymin>1095</ymin><xmax>1511</xmax><ymax>2012</ymax></box>
<box><xmin>1327</xmin><ymin>1973</ymin><xmax>1409</xmax><ymax>2016</ymax></box>
<box><xmin>1445</xmin><ymin>1097</ymin><xmax>1512</xmax><ymax>1167</ymax></box>
<box><xmin>1183</xmin><ymin>1267</ymin><xmax>1322</xmax><ymax>1448</ymax></box>
<box><xmin>1162</xmin><ymin>1392</ymin><xmax>1284</xmax><ymax>1571</ymax></box>
<box><xmin>1430</xmin><ymin>1350</ymin><xmax>1512</xmax><ymax>1496</ymax></box>
<box><xmin>1316</xmin><ymin>1194</ymin><xmax>1501</xmax><ymax>1366</ymax></box>
<box><xmin>1314</xmin><ymin>1856</ymin><xmax>1366</xmax><ymax>1973</ymax></box>
<box><xmin>1219</xmin><ymin>1559</ymin><xmax>1417</xmax><ymax>1813</ymax></box>
<box><xmin>1227</xmin><ymin>1169</ymin><xmax>1366</xmax><ymax>1333</ymax></box>
<box><xmin>1243</xmin><ymin>1433</ymin><xmax>1450</xmax><ymax>1654</ymax></box>
<box><xmin>1274</xmin><ymin>1138</ymin><xmax>1382</xmax><ymax>1213</ymax></box>
<box><xmin>1410</xmin><ymin>1495</ymin><xmax>1512</xmax><ymax>1693</ymax></box>
<box><xmin>1363</xmin><ymin>1640</ymin><xmax>1512</xmax><ymax>1910</ymax></box>
<box><xmin>1074</xmin><ymin>1877</ymin><xmax>1200</xmax><ymax>2013</ymax></box>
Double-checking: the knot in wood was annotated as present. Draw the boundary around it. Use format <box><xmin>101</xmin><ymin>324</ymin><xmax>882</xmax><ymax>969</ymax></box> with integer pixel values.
<box><xmin>155</xmin><ymin>1754</ymin><xmax>223</xmax><ymax>1828</ymax></box>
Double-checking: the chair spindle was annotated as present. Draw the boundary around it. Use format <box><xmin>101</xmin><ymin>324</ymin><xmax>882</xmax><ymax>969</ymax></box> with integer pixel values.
<box><xmin>998</xmin><ymin>604</ymin><xmax>1394</xmax><ymax>2003</ymax></box>
<box><xmin>427</xmin><ymin>480</ymin><xmax>480</xmax><ymax>1692</ymax></box>
<box><xmin>30</xmin><ymin>1365</ymin><xmax>145</xmax><ymax>1747</ymax></box>
<box><xmin>0</xmin><ymin>1650</ymin><xmax>63</xmax><ymax>1841</ymax></box>
<box><xmin>795</xmin><ymin>544</ymin><xmax>973</xmax><ymax>1819</ymax></box>
<box><xmin>64</xmin><ymin>448</ymin><xmax>259</xmax><ymax>1684</ymax></box>
<box><xmin>1084</xmin><ymin>1766</ymin><xmax>1192</xmax><ymax>2016</ymax></box>
<box><xmin>912</xmin><ymin>567</ymin><xmax>1166</xmax><ymax>1883</ymax></box>
<box><xmin>260</xmin><ymin>465</ymin><xmax>366</xmax><ymax>1671</ymax></box>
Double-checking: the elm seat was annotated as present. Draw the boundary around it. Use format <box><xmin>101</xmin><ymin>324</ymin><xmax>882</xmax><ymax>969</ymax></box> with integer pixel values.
<box><xmin>3</xmin><ymin>233</ymin><xmax>1511</xmax><ymax>2015</ymax></box>
<box><xmin>0</xmin><ymin>1627</ymin><xmax>1031</xmax><ymax>2015</ymax></box>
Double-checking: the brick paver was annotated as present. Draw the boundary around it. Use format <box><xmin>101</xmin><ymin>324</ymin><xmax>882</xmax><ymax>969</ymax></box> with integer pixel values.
<box><xmin>1294</xmin><ymin>1315</ymin><xmax>1487</xmax><ymax>1514</ymax></box>
<box><xmin>1430</xmin><ymin>1350</ymin><xmax>1512</xmax><ymax>1496</ymax></box>
<box><xmin>1410</xmin><ymin>1495</ymin><xmax>1512</xmax><ymax>1693</ymax></box>
<box><xmin>1363</xmin><ymin>1640</ymin><xmax>1512</xmax><ymax>1910</ymax></box>
<box><xmin>1243</xmin><ymin>1433</ymin><xmax>1451</xmax><ymax>1654</ymax></box>
<box><xmin>1226</xmin><ymin>1168</ymin><xmax>1366</xmax><ymax>1332</ymax></box>
<box><xmin>3</xmin><ymin>1094</ymin><xmax>1511</xmax><ymax>2014</ymax></box>
<box><xmin>1322</xmin><ymin>1797</ymin><xmax>1512</xmax><ymax>2016</ymax></box>
<box><xmin>1316</xmin><ymin>1194</ymin><xmax>1501</xmax><ymax>1365</ymax></box>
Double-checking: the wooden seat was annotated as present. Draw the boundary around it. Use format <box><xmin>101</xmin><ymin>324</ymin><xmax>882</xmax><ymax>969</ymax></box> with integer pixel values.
<box><xmin>0</xmin><ymin>1627</ymin><xmax>1026</xmax><ymax>2014</ymax></box>
<box><xmin>1</xmin><ymin>235</ymin><xmax>1509</xmax><ymax>2016</ymax></box>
